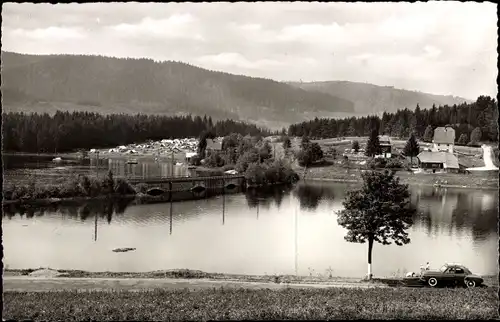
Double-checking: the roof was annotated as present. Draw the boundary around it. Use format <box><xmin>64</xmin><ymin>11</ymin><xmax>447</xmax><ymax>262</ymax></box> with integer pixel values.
<box><xmin>206</xmin><ymin>139</ymin><xmax>222</xmax><ymax>150</ymax></box>
<box><xmin>417</xmin><ymin>151</ymin><xmax>459</xmax><ymax>169</ymax></box>
<box><xmin>379</xmin><ymin>135</ymin><xmax>390</xmax><ymax>142</ymax></box>
<box><xmin>433</xmin><ymin>127</ymin><xmax>455</xmax><ymax>144</ymax></box>
<box><xmin>378</xmin><ymin>135</ymin><xmax>391</xmax><ymax>146</ymax></box>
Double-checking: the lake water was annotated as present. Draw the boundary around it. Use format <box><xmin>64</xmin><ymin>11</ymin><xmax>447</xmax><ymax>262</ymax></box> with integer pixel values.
<box><xmin>3</xmin><ymin>181</ymin><xmax>498</xmax><ymax>278</ymax></box>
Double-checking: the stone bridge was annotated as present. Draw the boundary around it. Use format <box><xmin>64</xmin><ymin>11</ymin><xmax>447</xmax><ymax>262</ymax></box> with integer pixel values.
<box><xmin>127</xmin><ymin>175</ymin><xmax>246</xmax><ymax>197</ymax></box>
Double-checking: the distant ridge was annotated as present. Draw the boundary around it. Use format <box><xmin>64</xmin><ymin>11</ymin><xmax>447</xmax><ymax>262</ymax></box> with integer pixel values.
<box><xmin>288</xmin><ymin>80</ymin><xmax>472</xmax><ymax>115</ymax></box>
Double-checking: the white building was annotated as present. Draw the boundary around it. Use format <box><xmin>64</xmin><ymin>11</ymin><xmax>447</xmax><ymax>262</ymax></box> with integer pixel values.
<box><xmin>432</xmin><ymin>127</ymin><xmax>455</xmax><ymax>153</ymax></box>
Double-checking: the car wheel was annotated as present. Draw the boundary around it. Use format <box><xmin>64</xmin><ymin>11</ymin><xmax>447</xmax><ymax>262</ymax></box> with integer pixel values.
<box><xmin>428</xmin><ymin>277</ymin><xmax>438</xmax><ymax>287</ymax></box>
<box><xmin>465</xmin><ymin>279</ymin><xmax>476</xmax><ymax>288</ymax></box>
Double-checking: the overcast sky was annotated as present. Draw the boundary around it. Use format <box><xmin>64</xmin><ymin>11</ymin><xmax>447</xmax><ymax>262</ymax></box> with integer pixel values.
<box><xmin>2</xmin><ymin>2</ymin><xmax>497</xmax><ymax>99</ymax></box>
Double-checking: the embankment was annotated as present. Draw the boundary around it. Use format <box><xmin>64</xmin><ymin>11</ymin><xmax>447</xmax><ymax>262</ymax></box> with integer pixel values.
<box><xmin>299</xmin><ymin>165</ymin><xmax>498</xmax><ymax>190</ymax></box>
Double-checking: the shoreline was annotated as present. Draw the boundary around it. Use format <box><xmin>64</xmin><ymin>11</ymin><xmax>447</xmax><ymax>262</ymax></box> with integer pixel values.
<box><xmin>302</xmin><ymin>176</ymin><xmax>499</xmax><ymax>190</ymax></box>
<box><xmin>3</xmin><ymin>172</ymin><xmax>497</xmax><ymax>207</ymax></box>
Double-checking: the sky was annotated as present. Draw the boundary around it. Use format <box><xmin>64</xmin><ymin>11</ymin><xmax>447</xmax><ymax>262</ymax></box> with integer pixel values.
<box><xmin>1</xmin><ymin>2</ymin><xmax>497</xmax><ymax>100</ymax></box>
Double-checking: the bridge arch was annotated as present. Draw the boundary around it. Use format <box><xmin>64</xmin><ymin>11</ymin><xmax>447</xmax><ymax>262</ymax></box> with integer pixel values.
<box><xmin>147</xmin><ymin>187</ymin><xmax>166</xmax><ymax>196</ymax></box>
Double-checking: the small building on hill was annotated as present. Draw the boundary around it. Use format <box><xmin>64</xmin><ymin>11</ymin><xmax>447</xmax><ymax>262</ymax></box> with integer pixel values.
<box><xmin>375</xmin><ymin>135</ymin><xmax>392</xmax><ymax>159</ymax></box>
<box><xmin>417</xmin><ymin>151</ymin><xmax>460</xmax><ymax>173</ymax></box>
<box><xmin>432</xmin><ymin>127</ymin><xmax>455</xmax><ymax>153</ymax></box>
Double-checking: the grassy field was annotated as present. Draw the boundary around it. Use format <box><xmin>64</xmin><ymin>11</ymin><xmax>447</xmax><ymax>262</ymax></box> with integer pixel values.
<box><xmin>4</xmin><ymin>287</ymin><xmax>498</xmax><ymax>320</ymax></box>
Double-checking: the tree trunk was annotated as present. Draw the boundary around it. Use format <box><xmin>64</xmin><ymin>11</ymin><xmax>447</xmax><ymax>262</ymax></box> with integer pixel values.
<box><xmin>367</xmin><ymin>237</ymin><xmax>374</xmax><ymax>279</ymax></box>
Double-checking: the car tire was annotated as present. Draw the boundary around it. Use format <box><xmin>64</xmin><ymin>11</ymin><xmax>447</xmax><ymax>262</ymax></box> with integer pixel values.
<box><xmin>428</xmin><ymin>277</ymin><xmax>438</xmax><ymax>287</ymax></box>
<box><xmin>465</xmin><ymin>279</ymin><xmax>476</xmax><ymax>288</ymax></box>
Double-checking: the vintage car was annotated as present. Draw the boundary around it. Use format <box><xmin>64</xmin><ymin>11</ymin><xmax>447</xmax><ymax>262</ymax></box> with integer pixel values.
<box><xmin>418</xmin><ymin>263</ymin><xmax>484</xmax><ymax>288</ymax></box>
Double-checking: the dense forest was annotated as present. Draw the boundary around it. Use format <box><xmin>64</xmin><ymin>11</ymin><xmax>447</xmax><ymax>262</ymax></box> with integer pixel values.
<box><xmin>1</xmin><ymin>51</ymin><xmax>353</xmax><ymax>127</ymax></box>
<box><xmin>288</xmin><ymin>96</ymin><xmax>498</xmax><ymax>143</ymax></box>
<box><xmin>2</xmin><ymin>111</ymin><xmax>272</xmax><ymax>153</ymax></box>
<box><xmin>289</xmin><ymin>81</ymin><xmax>471</xmax><ymax>115</ymax></box>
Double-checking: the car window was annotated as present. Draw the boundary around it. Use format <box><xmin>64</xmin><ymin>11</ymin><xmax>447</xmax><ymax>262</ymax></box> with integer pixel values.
<box><xmin>446</xmin><ymin>268</ymin><xmax>455</xmax><ymax>274</ymax></box>
<box><xmin>439</xmin><ymin>265</ymin><xmax>448</xmax><ymax>272</ymax></box>
<box><xmin>455</xmin><ymin>268</ymin><xmax>464</xmax><ymax>274</ymax></box>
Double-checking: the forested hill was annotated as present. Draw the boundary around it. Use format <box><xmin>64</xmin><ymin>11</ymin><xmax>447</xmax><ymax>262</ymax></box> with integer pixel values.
<box><xmin>288</xmin><ymin>95</ymin><xmax>498</xmax><ymax>144</ymax></box>
<box><xmin>1</xmin><ymin>51</ymin><xmax>354</xmax><ymax>129</ymax></box>
<box><xmin>288</xmin><ymin>81</ymin><xmax>471</xmax><ymax>115</ymax></box>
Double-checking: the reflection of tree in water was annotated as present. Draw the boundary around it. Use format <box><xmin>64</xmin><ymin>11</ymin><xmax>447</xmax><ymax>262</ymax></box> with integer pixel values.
<box><xmin>2</xmin><ymin>198</ymin><xmax>135</xmax><ymax>224</ymax></box>
<box><xmin>412</xmin><ymin>189</ymin><xmax>498</xmax><ymax>241</ymax></box>
<box><xmin>245</xmin><ymin>185</ymin><xmax>293</xmax><ymax>210</ymax></box>
<box><xmin>293</xmin><ymin>184</ymin><xmax>336</xmax><ymax>211</ymax></box>
<box><xmin>414</xmin><ymin>207</ymin><xmax>436</xmax><ymax>237</ymax></box>
<box><xmin>450</xmin><ymin>192</ymin><xmax>469</xmax><ymax>235</ymax></box>
<box><xmin>245</xmin><ymin>187</ymin><xmax>274</xmax><ymax>210</ymax></box>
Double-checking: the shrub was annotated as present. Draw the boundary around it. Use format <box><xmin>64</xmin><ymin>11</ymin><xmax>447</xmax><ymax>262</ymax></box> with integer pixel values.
<box><xmin>297</xmin><ymin>142</ymin><xmax>323</xmax><ymax>167</ymax></box>
<box><xmin>385</xmin><ymin>159</ymin><xmax>403</xmax><ymax>169</ymax></box>
<box><xmin>134</xmin><ymin>183</ymin><xmax>148</xmax><ymax>194</ymax></box>
<box><xmin>205</xmin><ymin>151</ymin><xmax>225</xmax><ymax>168</ymax></box>
<box><xmin>59</xmin><ymin>180</ymin><xmax>85</xmax><ymax>198</ymax></box>
<box><xmin>244</xmin><ymin>160</ymin><xmax>298</xmax><ymax>186</ymax></box>
<box><xmin>368</xmin><ymin>158</ymin><xmax>387</xmax><ymax>169</ymax></box>
<box><xmin>235</xmin><ymin>148</ymin><xmax>260</xmax><ymax>173</ymax></box>
<box><xmin>3</xmin><ymin>185</ymin><xmax>14</xmax><ymax>200</ymax></box>
<box><xmin>457</xmin><ymin>133</ymin><xmax>469</xmax><ymax>145</ymax></box>
<box><xmin>11</xmin><ymin>185</ymin><xmax>30</xmax><ymax>200</ymax></box>
<box><xmin>352</xmin><ymin>141</ymin><xmax>360</xmax><ymax>152</ymax></box>
<box><xmin>114</xmin><ymin>178</ymin><xmax>136</xmax><ymax>195</ymax></box>
<box><xmin>264</xmin><ymin>164</ymin><xmax>280</xmax><ymax>184</ymax></box>
<box><xmin>189</xmin><ymin>155</ymin><xmax>202</xmax><ymax>166</ymax></box>
<box><xmin>245</xmin><ymin>162</ymin><xmax>267</xmax><ymax>186</ymax></box>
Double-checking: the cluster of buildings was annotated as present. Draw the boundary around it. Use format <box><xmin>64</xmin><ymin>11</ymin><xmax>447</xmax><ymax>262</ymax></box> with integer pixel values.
<box><xmin>417</xmin><ymin>127</ymin><xmax>461</xmax><ymax>173</ymax></box>
<box><xmin>375</xmin><ymin>127</ymin><xmax>461</xmax><ymax>173</ymax></box>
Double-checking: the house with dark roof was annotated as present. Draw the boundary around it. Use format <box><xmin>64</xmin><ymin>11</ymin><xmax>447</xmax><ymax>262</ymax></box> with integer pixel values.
<box><xmin>375</xmin><ymin>135</ymin><xmax>392</xmax><ymax>159</ymax></box>
<box><xmin>416</xmin><ymin>151</ymin><xmax>460</xmax><ymax>173</ymax></box>
<box><xmin>432</xmin><ymin>127</ymin><xmax>455</xmax><ymax>153</ymax></box>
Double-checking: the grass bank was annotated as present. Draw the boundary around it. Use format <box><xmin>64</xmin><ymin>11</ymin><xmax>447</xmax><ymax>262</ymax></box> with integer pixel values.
<box><xmin>4</xmin><ymin>287</ymin><xmax>498</xmax><ymax>320</ymax></box>
<box><xmin>299</xmin><ymin>164</ymin><xmax>498</xmax><ymax>190</ymax></box>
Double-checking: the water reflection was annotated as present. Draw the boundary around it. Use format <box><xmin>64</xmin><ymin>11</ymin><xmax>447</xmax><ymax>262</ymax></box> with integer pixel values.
<box><xmin>2</xmin><ymin>182</ymin><xmax>498</xmax><ymax>276</ymax></box>
<box><xmin>411</xmin><ymin>186</ymin><xmax>498</xmax><ymax>243</ymax></box>
<box><xmin>293</xmin><ymin>182</ymin><xmax>338</xmax><ymax>211</ymax></box>
<box><xmin>245</xmin><ymin>185</ymin><xmax>294</xmax><ymax>210</ymax></box>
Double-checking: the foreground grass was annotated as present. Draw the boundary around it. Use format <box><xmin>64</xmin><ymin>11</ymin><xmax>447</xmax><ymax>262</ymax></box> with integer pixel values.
<box><xmin>4</xmin><ymin>288</ymin><xmax>498</xmax><ymax>320</ymax></box>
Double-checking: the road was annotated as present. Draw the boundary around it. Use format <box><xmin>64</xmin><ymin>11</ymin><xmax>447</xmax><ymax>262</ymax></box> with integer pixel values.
<box><xmin>3</xmin><ymin>276</ymin><xmax>386</xmax><ymax>292</ymax></box>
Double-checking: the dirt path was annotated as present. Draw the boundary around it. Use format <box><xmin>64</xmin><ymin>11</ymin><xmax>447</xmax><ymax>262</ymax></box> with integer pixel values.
<box><xmin>3</xmin><ymin>276</ymin><xmax>386</xmax><ymax>292</ymax></box>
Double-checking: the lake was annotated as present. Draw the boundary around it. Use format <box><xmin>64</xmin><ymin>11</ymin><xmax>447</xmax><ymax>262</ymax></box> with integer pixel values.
<box><xmin>2</xmin><ymin>180</ymin><xmax>498</xmax><ymax>278</ymax></box>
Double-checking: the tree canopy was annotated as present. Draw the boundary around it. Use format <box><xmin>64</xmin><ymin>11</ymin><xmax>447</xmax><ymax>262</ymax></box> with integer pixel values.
<box><xmin>287</xmin><ymin>96</ymin><xmax>498</xmax><ymax>143</ymax></box>
<box><xmin>337</xmin><ymin>170</ymin><xmax>416</xmax><ymax>278</ymax></box>
<box><xmin>403</xmin><ymin>133</ymin><xmax>420</xmax><ymax>164</ymax></box>
<box><xmin>365</xmin><ymin>130</ymin><xmax>381</xmax><ymax>157</ymax></box>
<box><xmin>3</xmin><ymin>111</ymin><xmax>271</xmax><ymax>153</ymax></box>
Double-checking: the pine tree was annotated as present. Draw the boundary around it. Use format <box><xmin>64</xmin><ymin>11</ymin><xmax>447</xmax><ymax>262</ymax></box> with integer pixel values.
<box><xmin>403</xmin><ymin>132</ymin><xmax>420</xmax><ymax>166</ymax></box>
<box><xmin>365</xmin><ymin>129</ymin><xmax>382</xmax><ymax>157</ymax></box>
<box><xmin>457</xmin><ymin>133</ymin><xmax>468</xmax><ymax>145</ymax></box>
<box><xmin>469</xmin><ymin>127</ymin><xmax>482</xmax><ymax>146</ymax></box>
<box><xmin>423</xmin><ymin>125</ymin><xmax>433</xmax><ymax>143</ymax></box>
<box><xmin>352</xmin><ymin>140</ymin><xmax>360</xmax><ymax>152</ymax></box>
